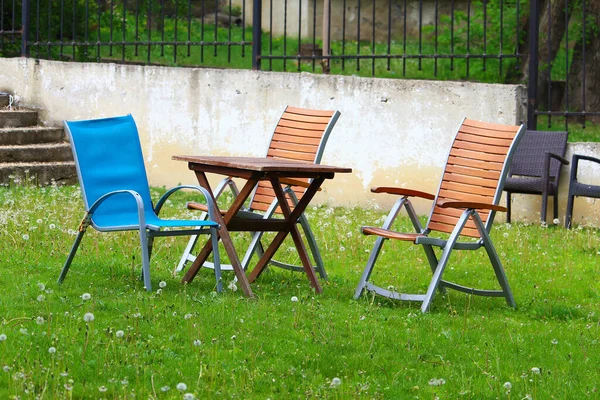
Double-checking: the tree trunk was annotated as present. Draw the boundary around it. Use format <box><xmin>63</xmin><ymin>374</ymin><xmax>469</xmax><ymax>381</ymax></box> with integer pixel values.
<box><xmin>506</xmin><ymin>0</ymin><xmax>570</xmax><ymax>110</ymax></box>
<box><xmin>565</xmin><ymin>1</ymin><xmax>600</xmax><ymax>123</ymax></box>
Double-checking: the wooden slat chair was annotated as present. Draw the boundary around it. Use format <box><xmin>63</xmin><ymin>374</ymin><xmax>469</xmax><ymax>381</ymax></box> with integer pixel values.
<box><xmin>354</xmin><ymin>118</ymin><xmax>525</xmax><ymax>312</ymax></box>
<box><xmin>176</xmin><ymin>106</ymin><xmax>341</xmax><ymax>278</ymax></box>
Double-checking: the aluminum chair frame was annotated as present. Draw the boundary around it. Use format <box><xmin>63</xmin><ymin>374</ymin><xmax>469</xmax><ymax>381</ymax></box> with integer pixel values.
<box><xmin>58</xmin><ymin>115</ymin><xmax>222</xmax><ymax>291</ymax></box>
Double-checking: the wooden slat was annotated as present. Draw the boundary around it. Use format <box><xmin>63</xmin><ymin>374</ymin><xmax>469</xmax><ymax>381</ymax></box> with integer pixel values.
<box><xmin>444</xmin><ymin>164</ymin><xmax>501</xmax><ymax>180</ymax></box>
<box><xmin>285</xmin><ymin>106</ymin><xmax>335</xmax><ymax>117</ymax></box>
<box><xmin>281</xmin><ymin>111</ymin><xmax>333</xmax><ymax>124</ymax></box>
<box><xmin>274</xmin><ymin>126</ymin><xmax>327</xmax><ymax>139</ymax></box>
<box><xmin>442</xmin><ymin>171</ymin><xmax>498</xmax><ymax>188</ymax></box>
<box><xmin>277</xmin><ymin>119</ymin><xmax>329</xmax><ymax>131</ymax></box>
<box><xmin>446</xmin><ymin>155</ymin><xmax>504</xmax><ymax>172</ymax></box>
<box><xmin>272</xmin><ymin>132</ymin><xmax>322</xmax><ymax>145</ymax></box>
<box><xmin>450</xmin><ymin>148</ymin><xmax>509</xmax><ymax>163</ymax></box>
<box><xmin>362</xmin><ymin>226</ymin><xmax>424</xmax><ymax>241</ymax></box>
<box><xmin>438</xmin><ymin>189</ymin><xmax>493</xmax><ymax>204</ymax></box>
<box><xmin>428</xmin><ymin>221</ymin><xmax>481</xmax><ymax>237</ymax></box>
<box><xmin>463</xmin><ymin>118</ymin><xmax>521</xmax><ymax>133</ymax></box>
<box><xmin>454</xmin><ymin>140</ymin><xmax>510</xmax><ymax>155</ymax></box>
<box><xmin>440</xmin><ymin>180</ymin><xmax>497</xmax><ymax>196</ymax></box>
<box><xmin>267</xmin><ymin>149</ymin><xmax>315</xmax><ymax>161</ymax></box>
<box><xmin>269</xmin><ymin>140</ymin><xmax>318</xmax><ymax>155</ymax></box>
<box><xmin>456</xmin><ymin>132</ymin><xmax>514</xmax><ymax>147</ymax></box>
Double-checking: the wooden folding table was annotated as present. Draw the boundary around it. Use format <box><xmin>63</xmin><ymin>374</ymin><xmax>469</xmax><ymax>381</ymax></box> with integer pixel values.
<box><xmin>173</xmin><ymin>155</ymin><xmax>352</xmax><ymax>297</ymax></box>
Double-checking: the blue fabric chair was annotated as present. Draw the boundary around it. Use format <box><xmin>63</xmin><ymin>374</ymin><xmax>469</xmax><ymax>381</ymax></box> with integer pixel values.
<box><xmin>58</xmin><ymin>115</ymin><xmax>222</xmax><ymax>291</ymax></box>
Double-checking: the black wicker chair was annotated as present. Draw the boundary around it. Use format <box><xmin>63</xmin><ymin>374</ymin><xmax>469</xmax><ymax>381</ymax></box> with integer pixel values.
<box><xmin>504</xmin><ymin>130</ymin><xmax>569</xmax><ymax>223</ymax></box>
<box><xmin>565</xmin><ymin>154</ymin><xmax>600</xmax><ymax>228</ymax></box>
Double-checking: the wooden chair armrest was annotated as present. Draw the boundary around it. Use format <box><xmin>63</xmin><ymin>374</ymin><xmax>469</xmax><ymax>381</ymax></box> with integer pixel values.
<box><xmin>438</xmin><ymin>199</ymin><xmax>507</xmax><ymax>212</ymax></box>
<box><xmin>371</xmin><ymin>187</ymin><xmax>435</xmax><ymax>200</ymax></box>
<box><xmin>279</xmin><ymin>177</ymin><xmax>322</xmax><ymax>191</ymax></box>
<box><xmin>187</xmin><ymin>201</ymin><xmax>227</xmax><ymax>216</ymax></box>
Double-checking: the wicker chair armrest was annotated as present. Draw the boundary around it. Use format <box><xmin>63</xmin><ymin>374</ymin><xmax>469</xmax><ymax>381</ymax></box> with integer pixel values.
<box><xmin>371</xmin><ymin>186</ymin><xmax>435</xmax><ymax>200</ymax></box>
<box><xmin>546</xmin><ymin>152</ymin><xmax>569</xmax><ymax>165</ymax></box>
<box><xmin>438</xmin><ymin>199</ymin><xmax>507</xmax><ymax>212</ymax></box>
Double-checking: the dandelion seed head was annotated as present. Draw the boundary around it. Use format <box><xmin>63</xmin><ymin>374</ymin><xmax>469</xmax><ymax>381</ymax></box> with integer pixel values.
<box><xmin>37</xmin><ymin>295</ymin><xmax>45</xmax><ymax>302</ymax></box>
<box><xmin>81</xmin><ymin>293</ymin><xmax>91</xmax><ymax>301</ymax></box>
<box><xmin>3</xmin><ymin>365</ymin><xmax>10</xmax><ymax>372</ymax></box>
<box><xmin>0</xmin><ymin>334</ymin><xmax>6</xmax><ymax>342</ymax></box>
<box><xmin>193</xmin><ymin>339</ymin><xmax>202</xmax><ymax>346</ymax></box>
<box><xmin>330</xmin><ymin>377</ymin><xmax>341</xmax><ymax>388</ymax></box>
<box><xmin>48</xmin><ymin>347</ymin><xmax>56</xmax><ymax>354</ymax></box>
<box><xmin>36</xmin><ymin>316</ymin><xmax>45</xmax><ymax>325</ymax></box>
<box><xmin>37</xmin><ymin>283</ymin><xmax>46</xmax><ymax>291</ymax></box>
<box><xmin>183</xmin><ymin>393</ymin><xmax>196</xmax><ymax>400</ymax></box>
<box><xmin>531</xmin><ymin>367</ymin><xmax>541</xmax><ymax>375</ymax></box>
<box><xmin>159</xmin><ymin>281</ymin><xmax>167</xmax><ymax>288</ymax></box>
<box><xmin>291</xmin><ymin>296</ymin><xmax>299</xmax><ymax>302</ymax></box>
<box><xmin>227</xmin><ymin>281</ymin><xmax>238</xmax><ymax>292</ymax></box>
<box><xmin>22</xmin><ymin>234</ymin><xmax>29</xmax><ymax>240</ymax></box>
<box><xmin>428</xmin><ymin>378</ymin><xmax>446</xmax><ymax>386</ymax></box>
<box><xmin>98</xmin><ymin>386</ymin><xmax>107</xmax><ymax>392</ymax></box>
<box><xmin>161</xmin><ymin>386</ymin><xmax>170</xmax><ymax>392</ymax></box>
<box><xmin>503</xmin><ymin>382</ymin><xmax>512</xmax><ymax>390</ymax></box>
<box><xmin>184</xmin><ymin>313</ymin><xmax>192</xmax><ymax>320</ymax></box>
<box><xmin>231</xmin><ymin>335</ymin><xmax>237</xmax><ymax>340</ymax></box>
<box><xmin>83</xmin><ymin>312</ymin><xmax>95</xmax><ymax>323</ymax></box>
<box><xmin>176</xmin><ymin>382</ymin><xmax>187</xmax><ymax>391</ymax></box>
<box><xmin>49</xmin><ymin>223</ymin><xmax>56</xmax><ymax>229</ymax></box>
<box><xmin>503</xmin><ymin>232</ymin><xmax>509</xmax><ymax>238</ymax></box>
<box><xmin>116</xmin><ymin>330</ymin><xmax>124</xmax><ymax>338</ymax></box>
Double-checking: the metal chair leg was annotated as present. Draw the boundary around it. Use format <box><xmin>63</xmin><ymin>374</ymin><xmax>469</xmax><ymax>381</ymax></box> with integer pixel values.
<box><xmin>58</xmin><ymin>230</ymin><xmax>86</xmax><ymax>284</ymax></box>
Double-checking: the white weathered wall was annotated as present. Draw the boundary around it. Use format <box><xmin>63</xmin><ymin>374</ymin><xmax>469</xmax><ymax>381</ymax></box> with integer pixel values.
<box><xmin>1</xmin><ymin>57</ymin><xmax>531</xmax><ymax>217</ymax></box>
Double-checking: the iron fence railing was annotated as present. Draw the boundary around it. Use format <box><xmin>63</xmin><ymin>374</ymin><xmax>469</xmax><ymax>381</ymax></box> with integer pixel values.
<box><xmin>1</xmin><ymin>0</ymin><xmax>599</xmax><ymax>131</ymax></box>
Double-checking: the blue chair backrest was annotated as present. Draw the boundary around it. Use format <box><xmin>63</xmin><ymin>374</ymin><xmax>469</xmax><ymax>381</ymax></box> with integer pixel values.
<box><xmin>64</xmin><ymin>115</ymin><xmax>154</xmax><ymax>227</ymax></box>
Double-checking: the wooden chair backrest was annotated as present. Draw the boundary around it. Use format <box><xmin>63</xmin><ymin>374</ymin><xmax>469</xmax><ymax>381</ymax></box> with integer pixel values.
<box><xmin>249</xmin><ymin>106</ymin><xmax>340</xmax><ymax>213</ymax></box>
<box><xmin>427</xmin><ymin>118</ymin><xmax>524</xmax><ymax>238</ymax></box>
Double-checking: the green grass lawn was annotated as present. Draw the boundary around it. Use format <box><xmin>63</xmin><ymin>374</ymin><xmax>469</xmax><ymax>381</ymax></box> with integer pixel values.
<box><xmin>1</xmin><ymin>182</ymin><xmax>599</xmax><ymax>398</ymax></box>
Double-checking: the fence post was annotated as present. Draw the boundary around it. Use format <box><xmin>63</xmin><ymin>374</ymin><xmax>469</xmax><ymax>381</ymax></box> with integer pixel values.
<box><xmin>20</xmin><ymin>0</ymin><xmax>30</xmax><ymax>57</ymax></box>
<box><xmin>527</xmin><ymin>0</ymin><xmax>539</xmax><ymax>130</ymax></box>
<box><xmin>252</xmin><ymin>0</ymin><xmax>262</xmax><ymax>70</ymax></box>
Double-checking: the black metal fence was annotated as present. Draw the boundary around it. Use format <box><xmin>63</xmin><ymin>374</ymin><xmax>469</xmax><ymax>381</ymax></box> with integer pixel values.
<box><xmin>1</xmin><ymin>0</ymin><xmax>599</xmax><ymax>131</ymax></box>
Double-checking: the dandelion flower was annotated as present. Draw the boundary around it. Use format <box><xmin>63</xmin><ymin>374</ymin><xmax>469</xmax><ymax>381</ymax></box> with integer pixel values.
<box><xmin>49</xmin><ymin>223</ymin><xmax>56</xmax><ymax>229</ymax></box>
<box><xmin>98</xmin><ymin>386</ymin><xmax>107</xmax><ymax>392</ymax></box>
<box><xmin>83</xmin><ymin>313</ymin><xmax>95</xmax><ymax>323</ymax></box>
<box><xmin>0</xmin><ymin>334</ymin><xmax>6</xmax><ymax>341</ymax></box>
<box><xmin>48</xmin><ymin>347</ymin><xmax>56</xmax><ymax>354</ymax></box>
<box><xmin>36</xmin><ymin>316</ymin><xmax>45</xmax><ymax>325</ymax></box>
<box><xmin>503</xmin><ymin>232</ymin><xmax>509</xmax><ymax>238</ymax></box>
<box><xmin>553</xmin><ymin>218</ymin><xmax>560</xmax><ymax>225</ymax></box>
<box><xmin>330</xmin><ymin>377</ymin><xmax>341</xmax><ymax>388</ymax></box>
<box><xmin>227</xmin><ymin>281</ymin><xmax>238</xmax><ymax>292</ymax></box>
<box><xmin>183</xmin><ymin>393</ymin><xmax>196</xmax><ymax>400</ymax></box>
<box><xmin>291</xmin><ymin>296</ymin><xmax>299</xmax><ymax>302</ymax></box>
<box><xmin>116</xmin><ymin>330</ymin><xmax>124</xmax><ymax>338</ymax></box>
<box><xmin>176</xmin><ymin>382</ymin><xmax>187</xmax><ymax>391</ymax></box>
<box><xmin>503</xmin><ymin>382</ymin><xmax>512</xmax><ymax>390</ymax></box>
<box><xmin>193</xmin><ymin>340</ymin><xmax>202</xmax><ymax>346</ymax></box>
<box><xmin>184</xmin><ymin>313</ymin><xmax>192</xmax><ymax>320</ymax></box>
<box><xmin>231</xmin><ymin>335</ymin><xmax>237</xmax><ymax>340</ymax></box>
<box><xmin>81</xmin><ymin>293</ymin><xmax>91</xmax><ymax>301</ymax></box>
<box><xmin>3</xmin><ymin>365</ymin><xmax>10</xmax><ymax>372</ymax></box>
<box><xmin>37</xmin><ymin>283</ymin><xmax>46</xmax><ymax>291</ymax></box>
<box><xmin>161</xmin><ymin>386</ymin><xmax>170</xmax><ymax>392</ymax></box>
<box><xmin>551</xmin><ymin>339</ymin><xmax>558</xmax><ymax>345</ymax></box>
<box><xmin>22</xmin><ymin>234</ymin><xmax>29</xmax><ymax>240</ymax></box>
<box><xmin>531</xmin><ymin>367</ymin><xmax>541</xmax><ymax>374</ymax></box>
<box><xmin>159</xmin><ymin>281</ymin><xmax>167</xmax><ymax>288</ymax></box>
<box><xmin>428</xmin><ymin>378</ymin><xmax>446</xmax><ymax>386</ymax></box>
<box><xmin>19</xmin><ymin>328</ymin><xmax>28</xmax><ymax>335</ymax></box>
<box><xmin>37</xmin><ymin>295</ymin><xmax>45</xmax><ymax>302</ymax></box>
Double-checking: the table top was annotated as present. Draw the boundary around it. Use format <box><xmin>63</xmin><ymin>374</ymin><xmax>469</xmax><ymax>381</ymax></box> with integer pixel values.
<box><xmin>173</xmin><ymin>155</ymin><xmax>352</xmax><ymax>174</ymax></box>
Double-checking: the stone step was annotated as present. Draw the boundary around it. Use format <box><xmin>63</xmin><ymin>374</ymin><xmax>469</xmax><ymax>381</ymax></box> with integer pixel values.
<box><xmin>0</xmin><ymin>143</ymin><xmax>73</xmax><ymax>163</ymax></box>
<box><xmin>0</xmin><ymin>110</ymin><xmax>38</xmax><ymax>128</ymax></box>
<box><xmin>0</xmin><ymin>126</ymin><xmax>66</xmax><ymax>145</ymax></box>
<box><xmin>0</xmin><ymin>161</ymin><xmax>78</xmax><ymax>186</ymax></box>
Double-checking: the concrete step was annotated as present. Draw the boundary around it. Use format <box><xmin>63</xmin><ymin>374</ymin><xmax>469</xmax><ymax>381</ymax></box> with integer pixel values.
<box><xmin>0</xmin><ymin>126</ymin><xmax>66</xmax><ymax>145</ymax></box>
<box><xmin>0</xmin><ymin>143</ymin><xmax>73</xmax><ymax>163</ymax></box>
<box><xmin>0</xmin><ymin>161</ymin><xmax>78</xmax><ymax>186</ymax></box>
<box><xmin>0</xmin><ymin>110</ymin><xmax>38</xmax><ymax>128</ymax></box>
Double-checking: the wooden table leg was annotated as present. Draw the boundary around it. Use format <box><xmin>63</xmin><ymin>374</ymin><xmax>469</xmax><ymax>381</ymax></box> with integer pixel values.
<box><xmin>248</xmin><ymin>177</ymin><xmax>325</xmax><ymax>294</ymax></box>
<box><xmin>182</xmin><ymin>172</ymin><xmax>257</xmax><ymax>298</ymax></box>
